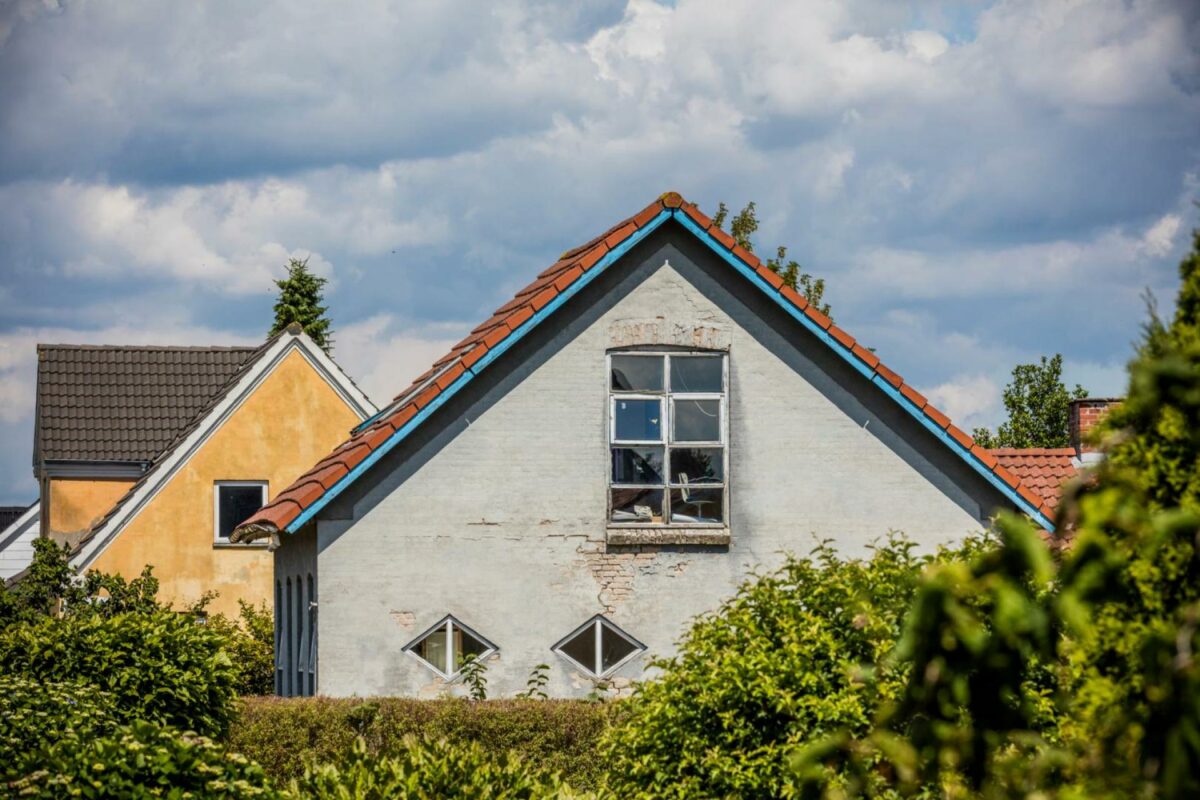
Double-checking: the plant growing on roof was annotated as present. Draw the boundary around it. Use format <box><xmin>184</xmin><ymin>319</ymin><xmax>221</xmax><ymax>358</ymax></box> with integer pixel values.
<box><xmin>269</xmin><ymin>256</ymin><xmax>333</xmax><ymax>353</ymax></box>
<box><xmin>712</xmin><ymin>201</ymin><xmax>833</xmax><ymax>319</ymax></box>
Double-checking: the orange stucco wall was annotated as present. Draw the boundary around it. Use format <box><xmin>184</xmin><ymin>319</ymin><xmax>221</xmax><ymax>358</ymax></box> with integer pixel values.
<box><xmin>47</xmin><ymin>478</ymin><xmax>136</xmax><ymax>545</ymax></box>
<box><xmin>89</xmin><ymin>349</ymin><xmax>363</xmax><ymax>618</ymax></box>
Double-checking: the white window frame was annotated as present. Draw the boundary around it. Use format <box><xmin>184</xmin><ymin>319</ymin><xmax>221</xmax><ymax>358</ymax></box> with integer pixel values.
<box><xmin>213</xmin><ymin>480</ymin><xmax>268</xmax><ymax>544</ymax></box>
<box><xmin>607</xmin><ymin>351</ymin><xmax>729</xmax><ymax>527</ymax></box>
<box><xmin>552</xmin><ymin>615</ymin><xmax>646</xmax><ymax>678</ymax></box>
<box><xmin>402</xmin><ymin>614</ymin><xmax>497</xmax><ymax>680</ymax></box>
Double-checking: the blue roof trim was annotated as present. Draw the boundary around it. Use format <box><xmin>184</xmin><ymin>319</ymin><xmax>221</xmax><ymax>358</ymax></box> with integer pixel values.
<box><xmin>284</xmin><ymin>209</ymin><xmax>673</xmax><ymax>534</ymax></box>
<box><xmin>287</xmin><ymin>205</ymin><xmax>1051</xmax><ymax>535</ymax></box>
<box><xmin>673</xmin><ymin>210</ymin><xmax>1054</xmax><ymax>532</ymax></box>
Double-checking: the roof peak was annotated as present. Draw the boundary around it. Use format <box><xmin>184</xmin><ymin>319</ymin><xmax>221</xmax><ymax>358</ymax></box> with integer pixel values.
<box><xmin>236</xmin><ymin>191</ymin><xmax>1059</xmax><ymax>540</ymax></box>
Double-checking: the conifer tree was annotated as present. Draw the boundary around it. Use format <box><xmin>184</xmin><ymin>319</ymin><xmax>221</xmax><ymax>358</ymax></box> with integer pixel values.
<box><xmin>269</xmin><ymin>257</ymin><xmax>333</xmax><ymax>353</ymax></box>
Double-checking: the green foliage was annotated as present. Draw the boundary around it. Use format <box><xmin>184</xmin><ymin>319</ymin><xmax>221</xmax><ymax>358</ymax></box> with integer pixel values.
<box><xmin>227</xmin><ymin>697</ymin><xmax>614</xmax><ymax>791</ymax></box>
<box><xmin>0</xmin><ymin>677</ymin><xmax>120</xmax><ymax>779</ymax></box>
<box><xmin>601</xmin><ymin>535</ymin><xmax>985</xmax><ymax>798</ymax></box>
<box><xmin>270</xmin><ymin>256</ymin><xmax>333</xmax><ymax>352</ymax></box>
<box><xmin>205</xmin><ymin>599</ymin><xmax>277</xmax><ymax>696</ymax></box>
<box><xmin>0</xmin><ymin>608</ymin><xmax>239</xmax><ymax>737</ymax></box>
<box><xmin>0</xmin><ymin>537</ymin><xmax>161</xmax><ymax>626</ymax></box>
<box><xmin>519</xmin><ymin>663</ymin><xmax>551</xmax><ymax>700</ymax></box>
<box><xmin>290</xmin><ymin>735</ymin><xmax>572</xmax><ymax>800</ymax></box>
<box><xmin>971</xmin><ymin>354</ymin><xmax>1088</xmax><ymax>448</ymax></box>
<box><xmin>459</xmin><ymin>654</ymin><xmax>490</xmax><ymax>701</ymax></box>
<box><xmin>793</xmin><ymin>227</ymin><xmax>1200</xmax><ymax>799</ymax></box>
<box><xmin>7</xmin><ymin>720</ymin><xmax>281</xmax><ymax>799</ymax></box>
<box><xmin>712</xmin><ymin>200</ymin><xmax>833</xmax><ymax>318</ymax></box>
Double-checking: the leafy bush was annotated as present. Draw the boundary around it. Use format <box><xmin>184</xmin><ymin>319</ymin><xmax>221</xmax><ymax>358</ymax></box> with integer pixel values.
<box><xmin>599</xmin><ymin>535</ymin><xmax>986</xmax><ymax>798</ymax></box>
<box><xmin>0</xmin><ymin>677</ymin><xmax>120</xmax><ymax>779</ymax></box>
<box><xmin>0</xmin><ymin>608</ymin><xmax>239</xmax><ymax>737</ymax></box>
<box><xmin>6</xmin><ymin>720</ymin><xmax>281</xmax><ymax>799</ymax></box>
<box><xmin>228</xmin><ymin>697</ymin><xmax>614</xmax><ymax>791</ymax></box>
<box><xmin>291</xmin><ymin>735</ymin><xmax>574</xmax><ymax>799</ymax></box>
<box><xmin>202</xmin><ymin>597</ymin><xmax>276</xmax><ymax>696</ymax></box>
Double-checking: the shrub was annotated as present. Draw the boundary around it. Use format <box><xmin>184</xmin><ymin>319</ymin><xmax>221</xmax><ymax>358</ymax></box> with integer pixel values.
<box><xmin>291</xmin><ymin>735</ymin><xmax>574</xmax><ymax>799</ymax></box>
<box><xmin>599</xmin><ymin>535</ymin><xmax>967</xmax><ymax>798</ymax></box>
<box><xmin>204</xmin><ymin>599</ymin><xmax>276</xmax><ymax>696</ymax></box>
<box><xmin>6</xmin><ymin>720</ymin><xmax>281</xmax><ymax>799</ymax></box>
<box><xmin>0</xmin><ymin>608</ymin><xmax>239</xmax><ymax>737</ymax></box>
<box><xmin>228</xmin><ymin>697</ymin><xmax>615</xmax><ymax>791</ymax></box>
<box><xmin>0</xmin><ymin>677</ymin><xmax>120</xmax><ymax>779</ymax></box>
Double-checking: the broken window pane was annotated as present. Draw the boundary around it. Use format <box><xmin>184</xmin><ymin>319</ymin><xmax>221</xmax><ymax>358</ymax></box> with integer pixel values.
<box><xmin>411</xmin><ymin>625</ymin><xmax>449</xmax><ymax>674</ymax></box>
<box><xmin>600</xmin><ymin>623</ymin><xmax>640</xmax><ymax>671</ymax></box>
<box><xmin>670</xmin><ymin>356</ymin><xmax>722</xmax><ymax>393</ymax></box>
<box><xmin>614</xmin><ymin>398</ymin><xmax>662</xmax><ymax>441</ymax></box>
<box><xmin>669</xmin><ymin>486</ymin><xmax>724</xmax><ymax>524</ymax></box>
<box><xmin>611</xmin><ymin>355</ymin><xmax>663</xmax><ymax>392</ymax></box>
<box><xmin>671</xmin><ymin>448</ymin><xmax>723</xmax><ymax>483</ymax></box>
<box><xmin>610</xmin><ymin>488</ymin><xmax>664</xmax><ymax>524</ymax></box>
<box><xmin>558</xmin><ymin>623</ymin><xmax>596</xmax><ymax>672</ymax></box>
<box><xmin>672</xmin><ymin>398</ymin><xmax>721</xmax><ymax>442</ymax></box>
<box><xmin>612</xmin><ymin>447</ymin><xmax>664</xmax><ymax>484</ymax></box>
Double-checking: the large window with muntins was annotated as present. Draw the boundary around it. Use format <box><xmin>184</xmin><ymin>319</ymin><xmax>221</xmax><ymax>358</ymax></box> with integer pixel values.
<box><xmin>608</xmin><ymin>352</ymin><xmax>727</xmax><ymax>525</ymax></box>
<box><xmin>403</xmin><ymin>616</ymin><xmax>497</xmax><ymax>680</ymax></box>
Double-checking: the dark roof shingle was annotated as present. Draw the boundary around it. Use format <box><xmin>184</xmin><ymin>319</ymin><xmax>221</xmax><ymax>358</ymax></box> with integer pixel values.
<box><xmin>34</xmin><ymin>344</ymin><xmax>260</xmax><ymax>467</ymax></box>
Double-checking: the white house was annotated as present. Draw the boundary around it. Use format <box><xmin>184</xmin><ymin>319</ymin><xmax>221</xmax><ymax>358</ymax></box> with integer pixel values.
<box><xmin>234</xmin><ymin>192</ymin><xmax>1066</xmax><ymax>699</ymax></box>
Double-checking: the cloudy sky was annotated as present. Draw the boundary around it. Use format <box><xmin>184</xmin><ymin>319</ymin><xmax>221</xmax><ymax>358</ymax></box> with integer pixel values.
<box><xmin>0</xmin><ymin>0</ymin><xmax>1197</xmax><ymax>504</ymax></box>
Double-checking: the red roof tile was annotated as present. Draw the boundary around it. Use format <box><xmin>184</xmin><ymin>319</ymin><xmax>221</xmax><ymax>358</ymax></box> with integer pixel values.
<box><xmin>234</xmin><ymin>192</ymin><xmax>1059</xmax><ymax>539</ymax></box>
<box><xmin>989</xmin><ymin>448</ymin><xmax>1080</xmax><ymax>512</ymax></box>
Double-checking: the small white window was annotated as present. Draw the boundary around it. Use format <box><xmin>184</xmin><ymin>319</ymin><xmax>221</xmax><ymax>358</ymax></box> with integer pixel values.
<box><xmin>553</xmin><ymin>615</ymin><xmax>645</xmax><ymax>678</ymax></box>
<box><xmin>403</xmin><ymin>615</ymin><xmax>497</xmax><ymax>679</ymax></box>
<box><xmin>214</xmin><ymin>481</ymin><xmax>268</xmax><ymax>543</ymax></box>
<box><xmin>609</xmin><ymin>352</ymin><xmax>727</xmax><ymax>525</ymax></box>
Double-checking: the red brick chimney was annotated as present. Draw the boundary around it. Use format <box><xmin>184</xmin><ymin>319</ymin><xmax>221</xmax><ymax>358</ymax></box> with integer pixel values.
<box><xmin>1069</xmin><ymin>398</ymin><xmax>1121</xmax><ymax>457</ymax></box>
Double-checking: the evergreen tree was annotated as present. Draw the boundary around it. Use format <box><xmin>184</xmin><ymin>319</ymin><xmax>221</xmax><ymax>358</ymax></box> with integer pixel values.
<box><xmin>971</xmin><ymin>354</ymin><xmax>1088</xmax><ymax>448</ymax></box>
<box><xmin>712</xmin><ymin>201</ymin><xmax>833</xmax><ymax>319</ymax></box>
<box><xmin>269</xmin><ymin>257</ymin><xmax>333</xmax><ymax>353</ymax></box>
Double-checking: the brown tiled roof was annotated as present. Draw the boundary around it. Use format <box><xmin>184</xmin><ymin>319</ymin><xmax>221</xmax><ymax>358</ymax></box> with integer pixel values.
<box><xmin>35</xmin><ymin>344</ymin><xmax>260</xmax><ymax>466</ymax></box>
<box><xmin>990</xmin><ymin>448</ymin><xmax>1080</xmax><ymax>512</ymax></box>
<box><xmin>236</xmin><ymin>191</ymin><xmax>1060</xmax><ymax>539</ymax></box>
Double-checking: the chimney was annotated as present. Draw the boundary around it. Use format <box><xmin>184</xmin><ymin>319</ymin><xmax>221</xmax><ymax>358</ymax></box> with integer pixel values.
<box><xmin>1069</xmin><ymin>398</ymin><xmax>1121</xmax><ymax>459</ymax></box>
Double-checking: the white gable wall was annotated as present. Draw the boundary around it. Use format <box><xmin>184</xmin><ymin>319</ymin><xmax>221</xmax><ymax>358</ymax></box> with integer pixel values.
<box><xmin>308</xmin><ymin>236</ymin><xmax>1003</xmax><ymax>698</ymax></box>
<box><xmin>0</xmin><ymin>504</ymin><xmax>40</xmax><ymax>581</ymax></box>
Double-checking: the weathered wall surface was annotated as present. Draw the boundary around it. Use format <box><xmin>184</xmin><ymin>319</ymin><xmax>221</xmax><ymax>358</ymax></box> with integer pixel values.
<box><xmin>90</xmin><ymin>349</ymin><xmax>362</xmax><ymax>618</ymax></box>
<box><xmin>46</xmin><ymin>478</ymin><xmax>135</xmax><ymax>545</ymax></box>
<box><xmin>310</xmin><ymin>227</ymin><xmax>1008</xmax><ymax>698</ymax></box>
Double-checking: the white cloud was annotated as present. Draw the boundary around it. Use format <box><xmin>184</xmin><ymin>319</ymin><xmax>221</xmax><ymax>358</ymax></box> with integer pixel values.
<box><xmin>334</xmin><ymin>314</ymin><xmax>467</xmax><ymax>405</ymax></box>
<box><xmin>924</xmin><ymin>374</ymin><xmax>999</xmax><ymax>429</ymax></box>
<box><xmin>1141</xmin><ymin>213</ymin><xmax>1183</xmax><ymax>258</ymax></box>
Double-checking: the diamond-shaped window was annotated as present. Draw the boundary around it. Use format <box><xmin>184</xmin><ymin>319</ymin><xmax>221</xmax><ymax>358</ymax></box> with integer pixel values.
<box><xmin>553</xmin><ymin>615</ymin><xmax>644</xmax><ymax>678</ymax></box>
<box><xmin>403</xmin><ymin>615</ymin><xmax>496</xmax><ymax>679</ymax></box>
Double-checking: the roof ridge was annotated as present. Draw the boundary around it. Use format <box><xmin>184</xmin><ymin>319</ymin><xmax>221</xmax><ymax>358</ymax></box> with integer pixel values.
<box><xmin>989</xmin><ymin>447</ymin><xmax>1076</xmax><ymax>455</ymax></box>
<box><xmin>37</xmin><ymin>343</ymin><xmax>260</xmax><ymax>352</ymax></box>
<box><xmin>236</xmin><ymin>190</ymin><xmax>1058</xmax><ymax>541</ymax></box>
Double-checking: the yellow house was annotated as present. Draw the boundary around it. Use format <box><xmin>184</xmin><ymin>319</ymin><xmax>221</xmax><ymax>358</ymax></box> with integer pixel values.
<box><xmin>23</xmin><ymin>325</ymin><xmax>375</xmax><ymax>617</ymax></box>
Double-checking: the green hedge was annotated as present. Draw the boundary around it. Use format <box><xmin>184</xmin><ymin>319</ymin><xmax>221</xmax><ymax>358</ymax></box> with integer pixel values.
<box><xmin>228</xmin><ymin>697</ymin><xmax>617</xmax><ymax>791</ymax></box>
